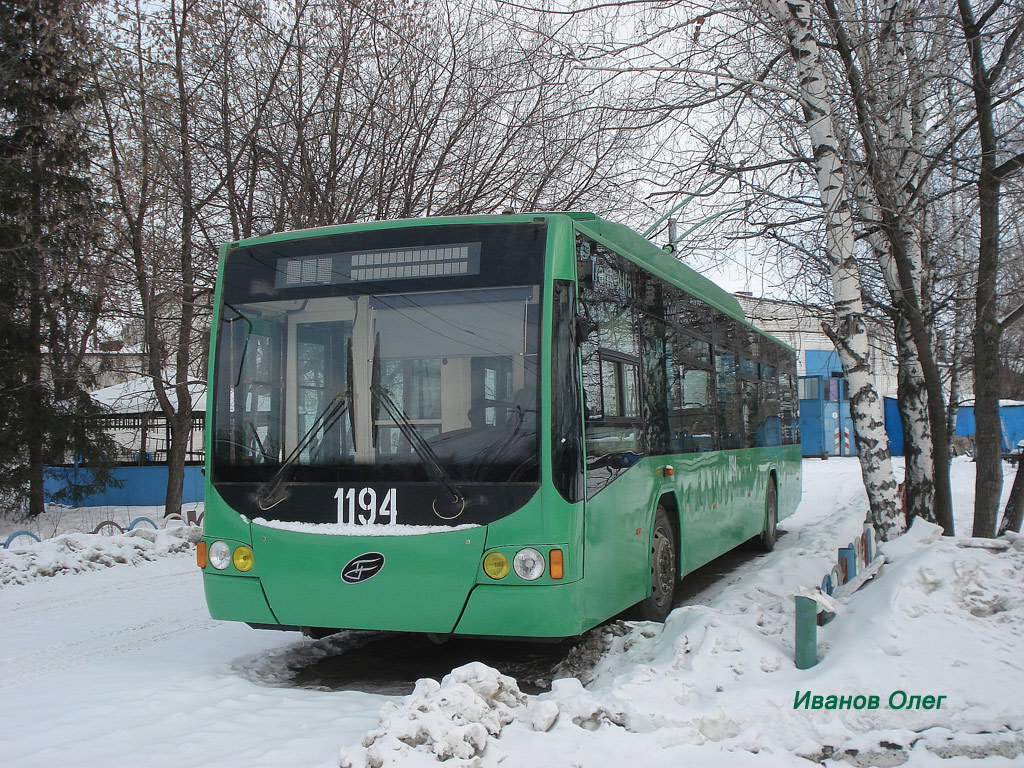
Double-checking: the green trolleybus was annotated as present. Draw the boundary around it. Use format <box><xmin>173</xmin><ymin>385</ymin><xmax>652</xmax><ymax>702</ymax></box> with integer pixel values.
<box><xmin>199</xmin><ymin>213</ymin><xmax>801</xmax><ymax>638</ymax></box>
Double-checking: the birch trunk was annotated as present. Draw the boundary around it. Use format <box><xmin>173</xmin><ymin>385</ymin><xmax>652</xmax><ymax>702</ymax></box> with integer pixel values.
<box><xmin>765</xmin><ymin>0</ymin><xmax>902</xmax><ymax>539</ymax></box>
<box><xmin>857</xmin><ymin>188</ymin><xmax>934</xmax><ymax>525</ymax></box>
<box><xmin>876</xmin><ymin>3</ymin><xmax>934</xmax><ymax>525</ymax></box>
<box><xmin>896</xmin><ymin>319</ymin><xmax>935</xmax><ymax>522</ymax></box>
<box><xmin>823</xmin><ymin>0</ymin><xmax>954</xmax><ymax>534</ymax></box>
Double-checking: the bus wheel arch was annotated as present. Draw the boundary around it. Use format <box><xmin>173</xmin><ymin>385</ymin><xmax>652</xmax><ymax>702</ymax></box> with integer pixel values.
<box><xmin>625</xmin><ymin>496</ymin><xmax>679</xmax><ymax>622</ymax></box>
<box><xmin>756</xmin><ymin>471</ymin><xmax>779</xmax><ymax>552</ymax></box>
<box><xmin>657</xmin><ymin>491</ymin><xmax>682</xmax><ymax>573</ymax></box>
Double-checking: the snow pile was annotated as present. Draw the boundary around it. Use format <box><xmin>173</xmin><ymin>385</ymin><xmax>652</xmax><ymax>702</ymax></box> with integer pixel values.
<box><xmin>337</xmin><ymin>510</ymin><xmax>1024</xmax><ymax>765</ymax></box>
<box><xmin>0</xmin><ymin>525</ymin><xmax>202</xmax><ymax>587</ymax></box>
<box><xmin>517</xmin><ymin>519</ymin><xmax>1024</xmax><ymax>765</ymax></box>
<box><xmin>339</xmin><ymin>662</ymin><xmax>559</xmax><ymax>768</ymax></box>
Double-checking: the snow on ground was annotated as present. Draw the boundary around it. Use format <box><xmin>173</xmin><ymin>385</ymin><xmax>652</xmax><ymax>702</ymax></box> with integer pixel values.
<box><xmin>2</xmin><ymin>458</ymin><xmax>1024</xmax><ymax>767</ymax></box>
<box><xmin>0</xmin><ymin>500</ymin><xmax>204</xmax><ymax>542</ymax></box>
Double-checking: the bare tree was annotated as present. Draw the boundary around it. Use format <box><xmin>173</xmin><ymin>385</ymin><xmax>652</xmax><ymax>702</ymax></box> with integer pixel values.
<box><xmin>90</xmin><ymin>0</ymin><xmax>656</xmax><ymax>514</ymax></box>
<box><xmin>761</xmin><ymin>0</ymin><xmax>903</xmax><ymax>537</ymax></box>
<box><xmin>953</xmin><ymin>0</ymin><xmax>1024</xmax><ymax>537</ymax></box>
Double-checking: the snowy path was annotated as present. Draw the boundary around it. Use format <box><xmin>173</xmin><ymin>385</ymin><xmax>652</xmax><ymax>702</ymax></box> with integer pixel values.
<box><xmin>0</xmin><ymin>555</ymin><xmax>384</xmax><ymax>767</ymax></box>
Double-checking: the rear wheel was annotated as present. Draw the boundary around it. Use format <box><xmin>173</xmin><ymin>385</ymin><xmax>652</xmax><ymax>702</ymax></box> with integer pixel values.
<box><xmin>625</xmin><ymin>505</ymin><xmax>677</xmax><ymax>622</ymax></box>
<box><xmin>756</xmin><ymin>481</ymin><xmax>778</xmax><ymax>552</ymax></box>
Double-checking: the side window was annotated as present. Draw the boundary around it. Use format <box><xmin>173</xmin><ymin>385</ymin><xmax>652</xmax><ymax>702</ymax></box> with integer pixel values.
<box><xmin>578</xmin><ymin>238</ymin><xmax>644</xmax><ymax>498</ymax></box>
<box><xmin>714</xmin><ymin>316</ymin><xmax>744</xmax><ymax>450</ymax></box>
<box><xmin>737</xmin><ymin>326</ymin><xmax>760</xmax><ymax>448</ymax></box>
<box><xmin>742</xmin><ymin>378</ymin><xmax>761</xmax><ymax>449</ymax></box>
<box><xmin>666</xmin><ymin>326</ymin><xmax>717</xmax><ymax>453</ymax></box>
<box><xmin>638</xmin><ymin>273</ymin><xmax>670</xmax><ymax>455</ymax></box>
<box><xmin>779</xmin><ymin>349</ymin><xmax>801</xmax><ymax>445</ymax></box>
<box><xmin>759</xmin><ymin>362</ymin><xmax>782</xmax><ymax>447</ymax></box>
<box><xmin>551</xmin><ymin>279</ymin><xmax>583</xmax><ymax>502</ymax></box>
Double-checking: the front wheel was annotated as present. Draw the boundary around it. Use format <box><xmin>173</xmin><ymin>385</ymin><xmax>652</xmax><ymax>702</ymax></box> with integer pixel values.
<box><xmin>625</xmin><ymin>505</ymin><xmax>678</xmax><ymax>622</ymax></box>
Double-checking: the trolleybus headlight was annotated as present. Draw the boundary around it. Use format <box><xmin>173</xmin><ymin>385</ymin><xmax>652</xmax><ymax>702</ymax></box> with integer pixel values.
<box><xmin>483</xmin><ymin>551</ymin><xmax>510</xmax><ymax>580</ymax></box>
<box><xmin>232</xmin><ymin>545</ymin><xmax>254</xmax><ymax>572</ymax></box>
<box><xmin>209</xmin><ymin>541</ymin><xmax>231</xmax><ymax>570</ymax></box>
<box><xmin>513</xmin><ymin>548</ymin><xmax>545</xmax><ymax>581</ymax></box>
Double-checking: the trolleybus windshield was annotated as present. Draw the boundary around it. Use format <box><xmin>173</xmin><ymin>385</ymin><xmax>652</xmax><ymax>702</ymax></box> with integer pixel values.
<box><xmin>211</xmin><ymin>223</ymin><xmax>545</xmax><ymax>492</ymax></box>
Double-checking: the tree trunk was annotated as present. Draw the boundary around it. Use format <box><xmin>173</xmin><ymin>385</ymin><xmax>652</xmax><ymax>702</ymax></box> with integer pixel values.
<box><xmin>163</xmin><ymin>0</ymin><xmax>199</xmax><ymax>520</ymax></box>
<box><xmin>165</xmin><ymin>413</ymin><xmax>189</xmax><ymax>518</ymax></box>
<box><xmin>766</xmin><ymin>0</ymin><xmax>902</xmax><ymax>539</ymax></box>
<box><xmin>946</xmin><ymin>312</ymin><xmax>964</xmax><ymax>459</ymax></box>
<box><xmin>896</xmin><ymin>318</ymin><xmax>935</xmax><ymax>523</ymax></box>
<box><xmin>998</xmin><ymin>459</ymin><xmax>1024</xmax><ymax>534</ymax></box>
<box><xmin>957</xmin><ymin>0</ymin><xmax>1005</xmax><ymax>537</ymax></box>
<box><xmin>27</xmin><ymin>162</ymin><xmax>45</xmax><ymax>517</ymax></box>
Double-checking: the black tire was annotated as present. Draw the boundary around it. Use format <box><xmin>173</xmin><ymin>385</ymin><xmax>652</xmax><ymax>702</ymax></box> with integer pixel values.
<box><xmin>756</xmin><ymin>480</ymin><xmax>778</xmax><ymax>552</ymax></box>
<box><xmin>625</xmin><ymin>505</ymin><xmax>678</xmax><ymax>622</ymax></box>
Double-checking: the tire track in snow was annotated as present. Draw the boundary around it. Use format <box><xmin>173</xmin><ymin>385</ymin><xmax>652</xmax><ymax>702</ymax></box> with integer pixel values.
<box><xmin>0</xmin><ymin>559</ymin><xmax>210</xmax><ymax>689</ymax></box>
<box><xmin>0</xmin><ymin>566</ymin><xmax>193</xmax><ymax>619</ymax></box>
<box><xmin>1</xmin><ymin>610</ymin><xmax>210</xmax><ymax>689</ymax></box>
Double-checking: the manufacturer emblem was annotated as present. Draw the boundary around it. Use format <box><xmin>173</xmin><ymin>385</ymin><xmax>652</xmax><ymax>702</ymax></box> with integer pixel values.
<box><xmin>341</xmin><ymin>552</ymin><xmax>385</xmax><ymax>584</ymax></box>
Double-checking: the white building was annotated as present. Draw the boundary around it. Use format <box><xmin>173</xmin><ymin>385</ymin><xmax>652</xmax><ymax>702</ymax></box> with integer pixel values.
<box><xmin>733</xmin><ymin>292</ymin><xmax>899</xmax><ymax>398</ymax></box>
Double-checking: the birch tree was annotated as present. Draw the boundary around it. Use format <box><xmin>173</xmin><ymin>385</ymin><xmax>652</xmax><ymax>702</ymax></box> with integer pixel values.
<box><xmin>761</xmin><ymin>0</ymin><xmax>902</xmax><ymax>538</ymax></box>
<box><xmin>818</xmin><ymin>0</ymin><xmax>954</xmax><ymax>533</ymax></box>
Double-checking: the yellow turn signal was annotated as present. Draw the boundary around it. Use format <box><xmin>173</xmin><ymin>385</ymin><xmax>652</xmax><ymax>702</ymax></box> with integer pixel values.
<box><xmin>196</xmin><ymin>540</ymin><xmax>207</xmax><ymax>569</ymax></box>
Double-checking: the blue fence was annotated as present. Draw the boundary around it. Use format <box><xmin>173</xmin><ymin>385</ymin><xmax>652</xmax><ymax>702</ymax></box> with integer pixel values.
<box><xmin>44</xmin><ymin>465</ymin><xmax>204</xmax><ymax>507</ymax></box>
<box><xmin>878</xmin><ymin>398</ymin><xmax>1024</xmax><ymax>456</ymax></box>
<box><xmin>952</xmin><ymin>402</ymin><xmax>1024</xmax><ymax>453</ymax></box>
<box><xmin>884</xmin><ymin>397</ymin><xmax>904</xmax><ymax>456</ymax></box>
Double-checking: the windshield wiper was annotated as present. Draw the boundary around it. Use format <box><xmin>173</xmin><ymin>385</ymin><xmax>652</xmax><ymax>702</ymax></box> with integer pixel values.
<box><xmin>371</xmin><ymin>383</ymin><xmax>466</xmax><ymax>516</ymax></box>
<box><xmin>256</xmin><ymin>391</ymin><xmax>351</xmax><ymax>510</ymax></box>
<box><xmin>369</xmin><ymin>334</ymin><xmax>466</xmax><ymax>517</ymax></box>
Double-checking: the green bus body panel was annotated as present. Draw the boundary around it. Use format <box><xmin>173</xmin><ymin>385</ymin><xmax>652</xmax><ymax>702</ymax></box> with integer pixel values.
<box><xmin>455</xmin><ymin>583</ymin><xmax>587</xmax><ymax>637</ymax></box>
<box><xmin>579</xmin><ymin>460</ymin><xmax>655</xmax><ymax>626</ymax></box>
<box><xmin>253</xmin><ymin>524</ymin><xmax>487</xmax><ymax>633</ymax></box>
<box><xmin>204</xmin><ymin>572</ymin><xmax>278</xmax><ymax>624</ymax></box>
<box><xmin>577</xmin><ymin>445</ymin><xmax>801</xmax><ymax>627</ymax></box>
<box><xmin>671</xmin><ymin>445</ymin><xmax>801</xmax><ymax>575</ymax></box>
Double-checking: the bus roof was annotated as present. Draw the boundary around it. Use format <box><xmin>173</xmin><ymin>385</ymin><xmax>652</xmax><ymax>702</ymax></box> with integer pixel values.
<box><xmin>225</xmin><ymin>212</ymin><xmax>791</xmax><ymax>351</ymax></box>
<box><xmin>568</xmin><ymin>215</ymin><xmax>745</xmax><ymax>323</ymax></box>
